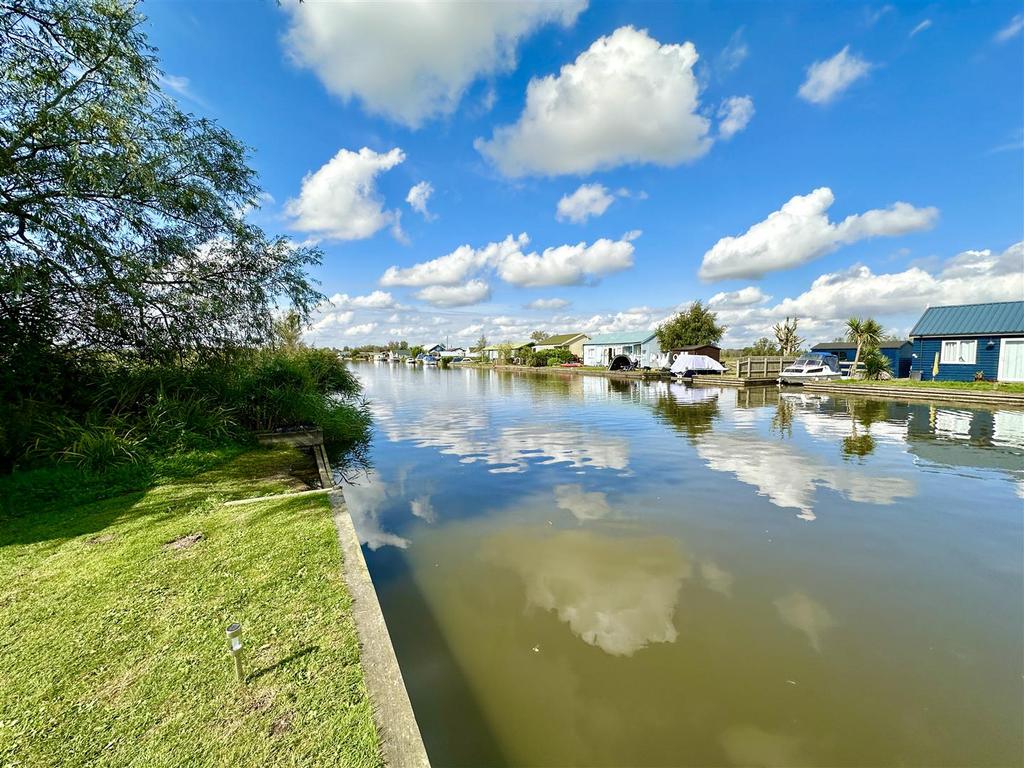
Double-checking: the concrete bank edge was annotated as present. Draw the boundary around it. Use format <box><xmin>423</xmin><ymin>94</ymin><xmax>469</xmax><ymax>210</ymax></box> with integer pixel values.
<box><xmin>329</xmin><ymin>489</ymin><xmax>430</xmax><ymax>768</ymax></box>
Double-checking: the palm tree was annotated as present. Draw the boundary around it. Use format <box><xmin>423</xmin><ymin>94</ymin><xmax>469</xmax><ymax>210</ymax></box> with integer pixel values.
<box><xmin>845</xmin><ymin>317</ymin><xmax>884</xmax><ymax>375</ymax></box>
<box><xmin>772</xmin><ymin>317</ymin><xmax>804</xmax><ymax>355</ymax></box>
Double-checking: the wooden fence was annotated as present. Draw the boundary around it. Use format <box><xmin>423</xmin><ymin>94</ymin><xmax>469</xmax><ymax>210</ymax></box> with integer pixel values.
<box><xmin>733</xmin><ymin>356</ymin><xmax>797</xmax><ymax>379</ymax></box>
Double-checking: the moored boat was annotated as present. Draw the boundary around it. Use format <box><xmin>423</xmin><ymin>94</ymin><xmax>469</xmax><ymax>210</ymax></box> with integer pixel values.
<box><xmin>778</xmin><ymin>352</ymin><xmax>843</xmax><ymax>385</ymax></box>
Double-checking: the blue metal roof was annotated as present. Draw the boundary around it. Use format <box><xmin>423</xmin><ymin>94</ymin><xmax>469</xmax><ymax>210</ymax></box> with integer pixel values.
<box><xmin>583</xmin><ymin>331</ymin><xmax>658</xmax><ymax>345</ymax></box>
<box><xmin>909</xmin><ymin>301</ymin><xmax>1024</xmax><ymax>337</ymax></box>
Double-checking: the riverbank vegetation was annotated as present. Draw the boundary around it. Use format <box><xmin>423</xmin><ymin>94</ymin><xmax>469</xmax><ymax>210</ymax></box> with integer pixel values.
<box><xmin>833</xmin><ymin>378</ymin><xmax>1024</xmax><ymax>393</ymax></box>
<box><xmin>0</xmin><ymin>445</ymin><xmax>382</xmax><ymax>767</ymax></box>
<box><xmin>1</xmin><ymin>1</ymin><xmax>369</xmax><ymax>479</ymax></box>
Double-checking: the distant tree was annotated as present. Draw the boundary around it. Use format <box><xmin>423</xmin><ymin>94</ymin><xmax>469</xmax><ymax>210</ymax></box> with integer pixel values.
<box><xmin>409</xmin><ymin>345</ymin><xmax>424</xmax><ymax>358</ymax></box>
<box><xmin>474</xmin><ymin>334</ymin><xmax>488</xmax><ymax>351</ymax></box>
<box><xmin>0</xmin><ymin>1</ymin><xmax>321</xmax><ymax>361</ymax></box>
<box><xmin>497</xmin><ymin>342</ymin><xmax>513</xmax><ymax>363</ymax></box>
<box><xmin>845</xmin><ymin>317</ymin><xmax>884</xmax><ymax>373</ymax></box>
<box><xmin>655</xmin><ymin>302</ymin><xmax>725</xmax><ymax>350</ymax></box>
<box><xmin>742</xmin><ymin>337</ymin><xmax>779</xmax><ymax>356</ymax></box>
<box><xmin>530</xmin><ymin>330</ymin><xmax>548</xmax><ymax>343</ymax></box>
<box><xmin>772</xmin><ymin>317</ymin><xmax>804</xmax><ymax>355</ymax></box>
<box><xmin>273</xmin><ymin>310</ymin><xmax>304</xmax><ymax>350</ymax></box>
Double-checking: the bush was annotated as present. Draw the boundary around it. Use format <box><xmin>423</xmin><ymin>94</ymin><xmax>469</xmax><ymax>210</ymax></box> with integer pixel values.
<box><xmin>523</xmin><ymin>348</ymin><xmax>576</xmax><ymax>367</ymax></box>
<box><xmin>4</xmin><ymin>348</ymin><xmax>369</xmax><ymax>473</ymax></box>
<box><xmin>860</xmin><ymin>348</ymin><xmax>892</xmax><ymax>380</ymax></box>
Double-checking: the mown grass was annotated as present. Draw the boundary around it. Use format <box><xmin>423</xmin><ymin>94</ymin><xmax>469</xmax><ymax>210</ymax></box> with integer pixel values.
<box><xmin>0</xmin><ymin>447</ymin><xmax>382</xmax><ymax>768</ymax></box>
<box><xmin>833</xmin><ymin>378</ymin><xmax>1024</xmax><ymax>393</ymax></box>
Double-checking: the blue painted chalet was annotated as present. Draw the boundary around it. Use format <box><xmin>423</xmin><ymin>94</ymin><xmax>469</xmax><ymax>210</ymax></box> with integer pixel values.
<box><xmin>909</xmin><ymin>301</ymin><xmax>1024</xmax><ymax>382</ymax></box>
<box><xmin>811</xmin><ymin>341</ymin><xmax>913</xmax><ymax>378</ymax></box>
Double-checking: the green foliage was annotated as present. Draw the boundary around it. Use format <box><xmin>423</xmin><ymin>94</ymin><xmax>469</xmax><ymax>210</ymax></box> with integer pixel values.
<box><xmin>3</xmin><ymin>348</ymin><xmax>369</xmax><ymax>473</ymax></box>
<box><xmin>273</xmin><ymin>309</ymin><xmax>306</xmax><ymax>350</ymax></box>
<box><xmin>860</xmin><ymin>347</ymin><xmax>892</xmax><ymax>380</ymax></box>
<box><xmin>846</xmin><ymin>317</ymin><xmax>885</xmax><ymax>369</ymax></box>
<box><xmin>530</xmin><ymin>330</ymin><xmax>548</xmax><ymax>343</ymax></box>
<box><xmin>655</xmin><ymin>301</ymin><xmax>725</xmax><ymax>350</ymax></box>
<box><xmin>474</xmin><ymin>334</ymin><xmax>488</xmax><ymax>351</ymax></box>
<box><xmin>1</xmin><ymin>0</ymin><xmax>322</xmax><ymax>360</ymax></box>
<box><xmin>522</xmin><ymin>347</ymin><xmax>575</xmax><ymax>367</ymax></box>
<box><xmin>497</xmin><ymin>342</ymin><xmax>514</xmax><ymax>363</ymax></box>
<box><xmin>742</xmin><ymin>337</ymin><xmax>780</xmax><ymax>356</ymax></box>
<box><xmin>409</xmin><ymin>345</ymin><xmax>425</xmax><ymax>358</ymax></box>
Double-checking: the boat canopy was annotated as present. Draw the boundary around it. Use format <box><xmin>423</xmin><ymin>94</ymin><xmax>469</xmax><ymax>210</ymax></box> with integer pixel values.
<box><xmin>785</xmin><ymin>353</ymin><xmax>840</xmax><ymax>373</ymax></box>
<box><xmin>670</xmin><ymin>353</ymin><xmax>726</xmax><ymax>375</ymax></box>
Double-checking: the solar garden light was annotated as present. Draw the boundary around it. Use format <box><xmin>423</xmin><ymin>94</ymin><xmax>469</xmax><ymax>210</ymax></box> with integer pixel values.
<box><xmin>225</xmin><ymin>623</ymin><xmax>245</xmax><ymax>684</ymax></box>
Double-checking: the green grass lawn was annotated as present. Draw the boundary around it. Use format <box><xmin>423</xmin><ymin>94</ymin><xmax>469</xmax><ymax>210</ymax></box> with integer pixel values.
<box><xmin>832</xmin><ymin>378</ymin><xmax>1024</xmax><ymax>393</ymax></box>
<box><xmin>0</xmin><ymin>447</ymin><xmax>382</xmax><ymax>768</ymax></box>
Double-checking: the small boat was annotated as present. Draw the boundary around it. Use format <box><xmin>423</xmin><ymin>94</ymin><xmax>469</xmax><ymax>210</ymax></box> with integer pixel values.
<box><xmin>405</xmin><ymin>356</ymin><xmax>417</xmax><ymax>365</ymax></box>
<box><xmin>778</xmin><ymin>352</ymin><xmax>842</xmax><ymax>385</ymax></box>
<box><xmin>422</xmin><ymin>354</ymin><xmax>439</xmax><ymax>366</ymax></box>
<box><xmin>670</xmin><ymin>353</ymin><xmax>726</xmax><ymax>378</ymax></box>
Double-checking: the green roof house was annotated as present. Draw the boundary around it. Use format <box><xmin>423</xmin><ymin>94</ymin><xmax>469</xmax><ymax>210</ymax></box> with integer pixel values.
<box><xmin>533</xmin><ymin>332</ymin><xmax>589</xmax><ymax>358</ymax></box>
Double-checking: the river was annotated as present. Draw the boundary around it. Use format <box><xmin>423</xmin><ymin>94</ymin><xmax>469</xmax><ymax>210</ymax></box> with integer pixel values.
<box><xmin>336</xmin><ymin>363</ymin><xmax>1023</xmax><ymax>767</ymax></box>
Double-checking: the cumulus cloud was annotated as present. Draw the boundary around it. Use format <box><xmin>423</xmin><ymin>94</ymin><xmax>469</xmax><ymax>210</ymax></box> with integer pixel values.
<box><xmin>343</xmin><ymin>322</ymin><xmax>378</xmax><ymax>337</ymax></box>
<box><xmin>328</xmin><ymin>290</ymin><xmax>398</xmax><ymax>309</ymax></box>
<box><xmin>381</xmin><ymin>232</ymin><xmax>636</xmax><ymax>289</ymax></box>
<box><xmin>699</xmin><ymin>187</ymin><xmax>938</xmax><ymax>280</ymax></box>
<box><xmin>381</xmin><ymin>233</ymin><xmax>528</xmax><ymax>287</ymax></box>
<box><xmin>526</xmin><ymin>297</ymin><xmax>571</xmax><ymax>310</ymax></box>
<box><xmin>708</xmin><ymin>286</ymin><xmax>770</xmax><ymax>308</ymax></box>
<box><xmin>477</xmin><ymin>26</ymin><xmax>723</xmax><ymax>176</ymax></box>
<box><xmin>406</xmin><ymin>181</ymin><xmax>435</xmax><ymax>219</ymax></box>
<box><xmin>556</xmin><ymin>183</ymin><xmax>615</xmax><ymax>223</ymax></box>
<box><xmin>995</xmin><ymin>14</ymin><xmax>1023</xmax><ymax>43</ymax></box>
<box><xmin>414</xmin><ymin>280</ymin><xmax>492</xmax><ymax>307</ymax></box>
<box><xmin>717</xmin><ymin>95</ymin><xmax>755</xmax><ymax>139</ymax></box>
<box><xmin>798</xmin><ymin>46</ymin><xmax>871</xmax><ymax>105</ymax></box>
<box><xmin>497</xmin><ymin>238</ymin><xmax>635</xmax><ymax>287</ymax></box>
<box><xmin>285</xmin><ymin>147</ymin><xmax>405</xmax><ymax>241</ymax></box>
<box><xmin>282</xmin><ymin>0</ymin><xmax>585</xmax><ymax>127</ymax></box>
<box><xmin>715</xmin><ymin>241</ymin><xmax>1023</xmax><ymax>345</ymax></box>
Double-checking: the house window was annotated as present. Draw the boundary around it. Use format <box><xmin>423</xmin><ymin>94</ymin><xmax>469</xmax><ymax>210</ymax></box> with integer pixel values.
<box><xmin>940</xmin><ymin>339</ymin><xmax>977</xmax><ymax>364</ymax></box>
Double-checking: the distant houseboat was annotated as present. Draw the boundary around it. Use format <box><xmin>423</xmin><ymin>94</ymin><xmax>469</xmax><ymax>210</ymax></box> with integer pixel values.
<box><xmin>909</xmin><ymin>301</ymin><xmax>1024</xmax><ymax>382</ymax></box>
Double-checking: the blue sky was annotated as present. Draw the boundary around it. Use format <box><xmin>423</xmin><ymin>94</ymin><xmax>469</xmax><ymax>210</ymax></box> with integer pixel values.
<box><xmin>145</xmin><ymin>1</ymin><xmax>1023</xmax><ymax>347</ymax></box>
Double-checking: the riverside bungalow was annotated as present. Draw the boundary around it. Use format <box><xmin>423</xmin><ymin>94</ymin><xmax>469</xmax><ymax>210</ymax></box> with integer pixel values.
<box><xmin>582</xmin><ymin>331</ymin><xmax>663</xmax><ymax>368</ymax></box>
<box><xmin>534</xmin><ymin>332</ymin><xmax>590</xmax><ymax>358</ymax></box>
<box><xmin>909</xmin><ymin>300</ymin><xmax>1024</xmax><ymax>382</ymax></box>
<box><xmin>481</xmin><ymin>341</ymin><xmax>535</xmax><ymax>362</ymax></box>
<box><xmin>811</xmin><ymin>341</ymin><xmax>913</xmax><ymax>378</ymax></box>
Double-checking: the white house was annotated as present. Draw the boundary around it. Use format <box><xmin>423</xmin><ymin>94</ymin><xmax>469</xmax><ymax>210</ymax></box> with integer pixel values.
<box><xmin>582</xmin><ymin>331</ymin><xmax>664</xmax><ymax>368</ymax></box>
<box><xmin>438</xmin><ymin>347</ymin><xmax>467</xmax><ymax>358</ymax></box>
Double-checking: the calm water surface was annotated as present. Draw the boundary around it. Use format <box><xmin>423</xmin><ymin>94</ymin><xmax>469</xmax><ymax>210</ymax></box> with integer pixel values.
<box><xmin>336</xmin><ymin>363</ymin><xmax>1023</xmax><ymax>767</ymax></box>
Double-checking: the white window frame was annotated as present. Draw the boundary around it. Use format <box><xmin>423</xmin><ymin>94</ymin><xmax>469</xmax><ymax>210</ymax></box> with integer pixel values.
<box><xmin>940</xmin><ymin>339</ymin><xmax>977</xmax><ymax>365</ymax></box>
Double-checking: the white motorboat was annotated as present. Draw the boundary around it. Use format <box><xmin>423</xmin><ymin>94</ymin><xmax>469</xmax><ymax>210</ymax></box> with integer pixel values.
<box><xmin>778</xmin><ymin>352</ymin><xmax>843</xmax><ymax>385</ymax></box>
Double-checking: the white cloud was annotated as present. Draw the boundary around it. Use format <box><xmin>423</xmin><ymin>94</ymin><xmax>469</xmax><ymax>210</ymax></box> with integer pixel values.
<box><xmin>798</xmin><ymin>46</ymin><xmax>871</xmax><ymax>105</ymax></box>
<box><xmin>381</xmin><ymin>232</ymin><xmax>636</xmax><ymax>289</ymax></box>
<box><xmin>995</xmin><ymin>14</ymin><xmax>1023</xmax><ymax>43</ymax></box>
<box><xmin>715</xmin><ymin>241</ymin><xmax>1023</xmax><ymax>345</ymax></box>
<box><xmin>381</xmin><ymin>233</ymin><xmax>528</xmax><ymax>287</ymax></box>
<box><xmin>497</xmin><ymin>237</ymin><xmax>635</xmax><ymax>287</ymax></box>
<box><xmin>909</xmin><ymin>19</ymin><xmax>932</xmax><ymax>37</ymax></box>
<box><xmin>699</xmin><ymin>187</ymin><xmax>938</xmax><ymax>280</ymax></box>
<box><xmin>556</xmin><ymin>183</ymin><xmax>615</xmax><ymax>223</ymax></box>
<box><xmin>328</xmin><ymin>290</ymin><xmax>397</xmax><ymax>309</ymax></box>
<box><xmin>716</xmin><ymin>28</ymin><xmax>748</xmax><ymax>74</ymax></box>
<box><xmin>415</xmin><ymin>280</ymin><xmax>492</xmax><ymax>307</ymax></box>
<box><xmin>282</xmin><ymin>1</ymin><xmax>585</xmax><ymax>127</ymax></box>
<box><xmin>406</xmin><ymin>181</ymin><xmax>435</xmax><ymax>220</ymax></box>
<box><xmin>158</xmin><ymin>73</ymin><xmax>205</xmax><ymax>107</ymax></box>
<box><xmin>285</xmin><ymin>147</ymin><xmax>405</xmax><ymax>241</ymax></box>
<box><xmin>717</xmin><ymin>95</ymin><xmax>755</xmax><ymax>139</ymax></box>
<box><xmin>476</xmin><ymin>26</ymin><xmax>718</xmax><ymax>176</ymax></box>
<box><xmin>526</xmin><ymin>297</ymin><xmax>571</xmax><ymax>310</ymax></box>
<box><xmin>708</xmin><ymin>286</ymin><xmax>769</xmax><ymax>308</ymax></box>
<box><xmin>343</xmin><ymin>322</ymin><xmax>378</xmax><ymax>337</ymax></box>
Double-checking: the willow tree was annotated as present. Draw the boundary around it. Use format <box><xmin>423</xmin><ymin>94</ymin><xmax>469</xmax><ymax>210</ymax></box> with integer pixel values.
<box><xmin>0</xmin><ymin>0</ymin><xmax>321</xmax><ymax>363</ymax></box>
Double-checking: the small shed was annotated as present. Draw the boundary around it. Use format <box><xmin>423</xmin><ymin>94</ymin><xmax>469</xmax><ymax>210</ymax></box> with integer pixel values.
<box><xmin>909</xmin><ymin>301</ymin><xmax>1024</xmax><ymax>382</ymax></box>
<box><xmin>582</xmin><ymin>332</ymin><xmax>663</xmax><ymax>368</ymax></box>
<box><xmin>811</xmin><ymin>341</ymin><xmax>913</xmax><ymax>378</ymax></box>
<box><xmin>670</xmin><ymin>344</ymin><xmax>721</xmax><ymax>363</ymax></box>
<box><xmin>533</xmin><ymin>332</ymin><xmax>590</xmax><ymax>358</ymax></box>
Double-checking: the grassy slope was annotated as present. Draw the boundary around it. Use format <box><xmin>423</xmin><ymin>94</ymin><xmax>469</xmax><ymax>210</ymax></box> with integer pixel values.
<box><xmin>0</xmin><ymin>448</ymin><xmax>382</xmax><ymax>768</ymax></box>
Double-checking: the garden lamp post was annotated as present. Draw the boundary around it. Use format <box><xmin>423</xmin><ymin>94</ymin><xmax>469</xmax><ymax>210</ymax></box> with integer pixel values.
<box><xmin>226</xmin><ymin>623</ymin><xmax>244</xmax><ymax>684</ymax></box>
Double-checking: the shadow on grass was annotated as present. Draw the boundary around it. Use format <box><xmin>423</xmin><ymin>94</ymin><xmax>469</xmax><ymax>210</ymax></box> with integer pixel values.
<box><xmin>247</xmin><ymin>645</ymin><xmax>318</xmax><ymax>683</ymax></box>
